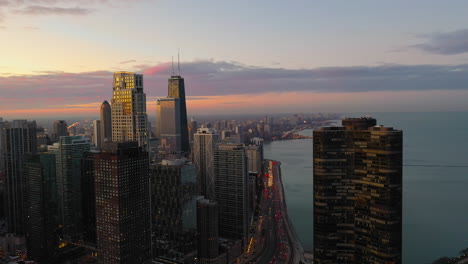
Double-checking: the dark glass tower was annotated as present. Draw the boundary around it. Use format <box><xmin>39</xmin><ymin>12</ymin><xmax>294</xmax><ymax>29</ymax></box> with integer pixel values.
<box><xmin>150</xmin><ymin>160</ymin><xmax>197</xmax><ymax>261</ymax></box>
<box><xmin>197</xmin><ymin>198</ymin><xmax>219</xmax><ymax>264</ymax></box>
<box><xmin>95</xmin><ymin>142</ymin><xmax>151</xmax><ymax>264</ymax></box>
<box><xmin>214</xmin><ymin>144</ymin><xmax>249</xmax><ymax>250</ymax></box>
<box><xmin>313</xmin><ymin>117</ymin><xmax>402</xmax><ymax>264</ymax></box>
<box><xmin>24</xmin><ymin>153</ymin><xmax>57</xmax><ymax>261</ymax></box>
<box><xmin>2</xmin><ymin>120</ymin><xmax>37</xmax><ymax>235</ymax></box>
<box><xmin>52</xmin><ymin>120</ymin><xmax>68</xmax><ymax>143</ymax></box>
<box><xmin>168</xmin><ymin>75</ymin><xmax>189</xmax><ymax>153</ymax></box>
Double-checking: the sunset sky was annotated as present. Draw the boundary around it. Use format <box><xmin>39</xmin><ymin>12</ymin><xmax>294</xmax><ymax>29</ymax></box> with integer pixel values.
<box><xmin>1</xmin><ymin>0</ymin><xmax>468</xmax><ymax>118</ymax></box>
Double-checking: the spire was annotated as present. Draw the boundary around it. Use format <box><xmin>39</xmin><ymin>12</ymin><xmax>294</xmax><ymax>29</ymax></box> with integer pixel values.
<box><xmin>177</xmin><ymin>49</ymin><xmax>181</xmax><ymax>75</ymax></box>
<box><xmin>172</xmin><ymin>56</ymin><xmax>175</xmax><ymax>76</ymax></box>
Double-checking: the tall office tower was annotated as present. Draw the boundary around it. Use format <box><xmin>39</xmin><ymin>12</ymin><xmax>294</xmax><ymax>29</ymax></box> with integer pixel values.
<box><xmin>95</xmin><ymin>142</ymin><xmax>151</xmax><ymax>264</ymax></box>
<box><xmin>52</xmin><ymin>120</ymin><xmax>68</xmax><ymax>143</ymax></box>
<box><xmin>214</xmin><ymin>144</ymin><xmax>249</xmax><ymax>250</ymax></box>
<box><xmin>150</xmin><ymin>159</ymin><xmax>198</xmax><ymax>261</ymax></box>
<box><xmin>111</xmin><ymin>72</ymin><xmax>148</xmax><ymax>150</ymax></box>
<box><xmin>197</xmin><ymin>199</ymin><xmax>220</xmax><ymax>264</ymax></box>
<box><xmin>246</xmin><ymin>138</ymin><xmax>264</xmax><ymax>174</ymax></box>
<box><xmin>193</xmin><ymin>128</ymin><xmax>219</xmax><ymax>199</ymax></box>
<box><xmin>188</xmin><ymin>118</ymin><xmax>197</xmax><ymax>144</ymax></box>
<box><xmin>168</xmin><ymin>74</ymin><xmax>189</xmax><ymax>153</ymax></box>
<box><xmin>93</xmin><ymin>120</ymin><xmax>101</xmax><ymax>148</ymax></box>
<box><xmin>313</xmin><ymin>117</ymin><xmax>402</xmax><ymax>264</ymax></box>
<box><xmin>23</xmin><ymin>153</ymin><xmax>57</xmax><ymax>261</ymax></box>
<box><xmin>53</xmin><ymin>136</ymin><xmax>90</xmax><ymax>242</ymax></box>
<box><xmin>100</xmin><ymin>100</ymin><xmax>112</xmax><ymax>144</ymax></box>
<box><xmin>2</xmin><ymin>120</ymin><xmax>37</xmax><ymax>235</ymax></box>
<box><xmin>81</xmin><ymin>151</ymin><xmax>98</xmax><ymax>246</ymax></box>
<box><xmin>156</xmin><ymin>98</ymin><xmax>182</xmax><ymax>155</ymax></box>
<box><xmin>0</xmin><ymin>118</ymin><xmax>5</xmax><ymax>172</ymax></box>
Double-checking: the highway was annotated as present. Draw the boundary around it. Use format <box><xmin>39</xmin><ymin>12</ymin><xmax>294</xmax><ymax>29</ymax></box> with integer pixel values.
<box><xmin>241</xmin><ymin>160</ymin><xmax>307</xmax><ymax>264</ymax></box>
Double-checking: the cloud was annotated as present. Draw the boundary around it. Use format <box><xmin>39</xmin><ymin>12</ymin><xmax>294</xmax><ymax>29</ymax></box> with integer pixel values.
<box><xmin>23</xmin><ymin>26</ymin><xmax>39</xmax><ymax>30</ymax></box>
<box><xmin>2</xmin><ymin>60</ymin><xmax>468</xmax><ymax>113</ymax></box>
<box><xmin>411</xmin><ymin>29</ymin><xmax>468</xmax><ymax>55</ymax></box>
<box><xmin>119</xmin><ymin>60</ymin><xmax>137</xmax><ymax>64</ymax></box>
<box><xmin>16</xmin><ymin>5</ymin><xmax>91</xmax><ymax>15</ymax></box>
<box><xmin>0</xmin><ymin>0</ymin><xmax>141</xmax><ymax>22</ymax></box>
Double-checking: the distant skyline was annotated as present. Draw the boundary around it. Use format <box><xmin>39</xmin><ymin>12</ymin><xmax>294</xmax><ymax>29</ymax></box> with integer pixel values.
<box><xmin>2</xmin><ymin>0</ymin><xmax>468</xmax><ymax>117</ymax></box>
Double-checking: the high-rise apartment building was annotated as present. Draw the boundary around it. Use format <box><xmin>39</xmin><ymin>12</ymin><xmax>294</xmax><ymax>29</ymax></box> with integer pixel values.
<box><xmin>52</xmin><ymin>120</ymin><xmax>68</xmax><ymax>143</ymax></box>
<box><xmin>111</xmin><ymin>72</ymin><xmax>148</xmax><ymax>150</ymax></box>
<box><xmin>93</xmin><ymin>120</ymin><xmax>101</xmax><ymax>148</ymax></box>
<box><xmin>23</xmin><ymin>153</ymin><xmax>57</xmax><ymax>261</ymax></box>
<box><xmin>168</xmin><ymin>75</ymin><xmax>189</xmax><ymax>153</ymax></box>
<box><xmin>214</xmin><ymin>144</ymin><xmax>249</xmax><ymax>250</ymax></box>
<box><xmin>52</xmin><ymin>136</ymin><xmax>90</xmax><ymax>242</ymax></box>
<box><xmin>95</xmin><ymin>142</ymin><xmax>151</xmax><ymax>264</ymax></box>
<box><xmin>150</xmin><ymin>159</ymin><xmax>198</xmax><ymax>261</ymax></box>
<box><xmin>100</xmin><ymin>100</ymin><xmax>112</xmax><ymax>145</ymax></box>
<box><xmin>156</xmin><ymin>98</ymin><xmax>182</xmax><ymax>155</ymax></box>
<box><xmin>2</xmin><ymin>120</ymin><xmax>37</xmax><ymax>235</ymax></box>
<box><xmin>194</xmin><ymin>128</ymin><xmax>219</xmax><ymax>199</ymax></box>
<box><xmin>313</xmin><ymin>117</ymin><xmax>402</xmax><ymax>264</ymax></box>
<box><xmin>188</xmin><ymin>118</ymin><xmax>197</xmax><ymax>145</ymax></box>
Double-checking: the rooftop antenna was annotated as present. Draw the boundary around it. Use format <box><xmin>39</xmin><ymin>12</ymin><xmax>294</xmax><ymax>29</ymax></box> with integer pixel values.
<box><xmin>177</xmin><ymin>49</ymin><xmax>181</xmax><ymax>75</ymax></box>
<box><xmin>172</xmin><ymin>56</ymin><xmax>175</xmax><ymax>76</ymax></box>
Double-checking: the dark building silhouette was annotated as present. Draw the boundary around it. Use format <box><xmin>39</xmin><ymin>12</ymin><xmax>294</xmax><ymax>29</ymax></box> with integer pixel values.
<box><xmin>23</xmin><ymin>153</ymin><xmax>57</xmax><ymax>261</ymax></box>
<box><xmin>214</xmin><ymin>144</ymin><xmax>249</xmax><ymax>250</ymax></box>
<box><xmin>52</xmin><ymin>120</ymin><xmax>68</xmax><ymax>143</ymax></box>
<box><xmin>313</xmin><ymin>117</ymin><xmax>402</xmax><ymax>264</ymax></box>
<box><xmin>168</xmin><ymin>75</ymin><xmax>189</xmax><ymax>153</ymax></box>
<box><xmin>2</xmin><ymin>120</ymin><xmax>37</xmax><ymax>235</ymax></box>
<box><xmin>150</xmin><ymin>159</ymin><xmax>197</xmax><ymax>262</ymax></box>
<box><xmin>81</xmin><ymin>151</ymin><xmax>98</xmax><ymax>246</ymax></box>
<box><xmin>194</xmin><ymin>128</ymin><xmax>218</xmax><ymax>199</ymax></box>
<box><xmin>100</xmin><ymin>101</ymin><xmax>112</xmax><ymax>145</ymax></box>
<box><xmin>51</xmin><ymin>136</ymin><xmax>90</xmax><ymax>242</ymax></box>
<box><xmin>197</xmin><ymin>198</ymin><xmax>220</xmax><ymax>264</ymax></box>
<box><xmin>95</xmin><ymin>142</ymin><xmax>151</xmax><ymax>264</ymax></box>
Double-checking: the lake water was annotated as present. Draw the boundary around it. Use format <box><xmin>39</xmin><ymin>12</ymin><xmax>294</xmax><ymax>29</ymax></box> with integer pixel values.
<box><xmin>263</xmin><ymin>112</ymin><xmax>468</xmax><ymax>264</ymax></box>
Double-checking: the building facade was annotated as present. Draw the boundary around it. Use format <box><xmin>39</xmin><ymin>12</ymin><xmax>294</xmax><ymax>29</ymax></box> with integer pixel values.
<box><xmin>193</xmin><ymin>128</ymin><xmax>218</xmax><ymax>199</ymax></box>
<box><xmin>95</xmin><ymin>142</ymin><xmax>151</xmax><ymax>264</ymax></box>
<box><xmin>100</xmin><ymin>100</ymin><xmax>112</xmax><ymax>145</ymax></box>
<box><xmin>150</xmin><ymin>159</ymin><xmax>198</xmax><ymax>262</ymax></box>
<box><xmin>156</xmin><ymin>98</ymin><xmax>182</xmax><ymax>156</ymax></box>
<box><xmin>197</xmin><ymin>199</ymin><xmax>221</xmax><ymax>264</ymax></box>
<box><xmin>93</xmin><ymin>120</ymin><xmax>101</xmax><ymax>148</ymax></box>
<box><xmin>214</xmin><ymin>144</ymin><xmax>249</xmax><ymax>250</ymax></box>
<box><xmin>313</xmin><ymin>117</ymin><xmax>402</xmax><ymax>264</ymax></box>
<box><xmin>167</xmin><ymin>75</ymin><xmax>189</xmax><ymax>153</ymax></box>
<box><xmin>23</xmin><ymin>153</ymin><xmax>57</xmax><ymax>261</ymax></box>
<box><xmin>2</xmin><ymin>120</ymin><xmax>37</xmax><ymax>235</ymax></box>
<box><xmin>111</xmin><ymin>72</ymin><xmax>148</xmax><ymax>150</ymax></box>
<box><xmin>52</xmin><ymin>136</ymin><xmax>90</xmax><ymax>242</ymax></box>
<box><xmin>52</xmin><ymin>120</ymin><xmax>68</xmax><ymax>143</ymax></box>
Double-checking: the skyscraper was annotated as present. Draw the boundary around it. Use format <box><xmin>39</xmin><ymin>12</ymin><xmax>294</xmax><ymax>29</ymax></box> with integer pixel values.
<box><xmin>156</xmin><ymin>98</ymin><xmax>182</xmax><ymax>155</ymax></box>
<box><xmin>2</xmin><ymin>120</ymin><xmax>37</xmax><ymax>235</ymax></box>
<box><xmin>197</xmin><ymin>198</ymin><xmax>220</xmax><ymax>264</ymax></box>
<box><xmin>150</xmin><ymin>159</ymin><xmax>198</xmax><ymax>261</ymax></box>
<box><xmin>81</xmin><ymin>151</ymin><xmax>98</xmax><ymax>246</ymax></box>
<box><xmin>100</xmin><ymin>100</ymin><xmax>112</xmax><ymax>144</ymax></box>
<box><xmin>214</xmin><ymin>144</ymin><xmax>249</xmax><ymax>250</ymax></box>
<box><xmin>52</xmin><ymin>120</ymin><xmax>68</xmax><ymax>143</ymax></box>
<box><xmin>23</xmin><ymin>153</ymin><xmax>57</xmax><ymax>261</ymax></box>
<box><xmin>93</xmin><ymin>120</ymin><xmax>101</xmax><ymax>148</ymax></box>
<box><xmin>111</xmin><ymin>72</ymin><xmax>148</xmax><ymax>150</ymax></box>
<box><xmin>0</xmin><ymin>118</ymin><xmax>5</xmax><ymax>172</ymax></box>
<box><xmin>168</xmin><ymin>75</ymin><xmax>189</xmax><ymax>153</ymax></box>
<box><xmin>193</xmin><ymin>128</ymin><xmax>219</xmax><ymax>199</ymax></box>
<box><xmin>95</xmin><ymin>142</ymin><xmax>151</xmax><ymax>264</ymax></box>
<box><xmin>188</xmin><ymin>118</ymin><xmax>197</xmax><ymax>145</ymax></box>
<box><xmin>52</xmin><ymin>136</ymin><xmax>90</xmax><ymax>242</ymax></box>
<box><xmin>313</xmin><ymin>117</ymin><xmax>402</xmax><ymax>264</ymax></box>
